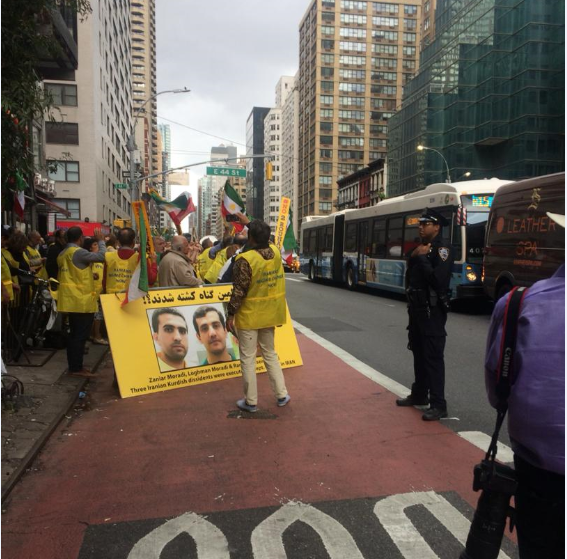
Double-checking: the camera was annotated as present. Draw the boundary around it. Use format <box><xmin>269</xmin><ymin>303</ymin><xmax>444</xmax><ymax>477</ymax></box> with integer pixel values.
<box><xmin>226</xmin><ymin>214</ymin><xmax>239</xmax><ymax>222</ymax></box>
<box><xmin>460</xmin><ymin>459</ymin><xmax>517</xmax><ymax>559</ymax></box>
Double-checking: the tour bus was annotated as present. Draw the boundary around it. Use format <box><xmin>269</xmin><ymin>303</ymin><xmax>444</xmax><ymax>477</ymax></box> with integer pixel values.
<box><xmin>483</xmin><ymin>172</ymin><xmax>565</xmax><ymax>300</ymax></box>
<box><xmin>300</xmin><ymin>178</ymin><xmax>512</xmax><ymax>299</ymax></box>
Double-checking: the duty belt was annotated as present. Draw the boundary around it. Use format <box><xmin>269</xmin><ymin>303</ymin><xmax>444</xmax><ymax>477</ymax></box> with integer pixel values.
<box><xmin>406</xmin><ymin>287</ymin><xmax>429</xmax><ymax>307</ymax></box>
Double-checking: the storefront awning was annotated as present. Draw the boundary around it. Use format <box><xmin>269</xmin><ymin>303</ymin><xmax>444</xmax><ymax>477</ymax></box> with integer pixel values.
<box><xmin>36</xmin><ymin>194</ymin><xmax>71</xmax><ymax>217</ymax></box>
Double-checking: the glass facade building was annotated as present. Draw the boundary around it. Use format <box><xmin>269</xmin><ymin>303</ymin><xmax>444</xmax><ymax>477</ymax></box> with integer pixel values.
<box><xmin>388</xmin><ymin>0</ymin><xmax>565</xmax><ymax>196</ymax></box>
<box><xmin>246</xmin><ymin>107</ymin><xmax>271</xmax><ymax>219</ymax></box>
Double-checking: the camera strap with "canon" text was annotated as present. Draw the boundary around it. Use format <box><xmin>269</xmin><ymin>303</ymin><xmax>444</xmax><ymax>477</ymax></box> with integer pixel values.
<box><xmin>486</xmin><ymin>286</ymin><xmax>528</xmax><ymax>462</ymax></box>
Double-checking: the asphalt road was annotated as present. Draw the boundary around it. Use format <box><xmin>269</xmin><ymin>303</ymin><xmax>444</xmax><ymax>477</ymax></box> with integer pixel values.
<box><xmin>285</xmin><ymin>273</ymin><xmax>509</xmax><ymax>445</ymax></box>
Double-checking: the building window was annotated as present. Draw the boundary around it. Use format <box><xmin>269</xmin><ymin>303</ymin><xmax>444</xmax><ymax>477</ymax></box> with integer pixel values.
<box><xmin>403</xmin><ymin>32</ymin><xmax>416</xmax><ymax>43</ymax></box>
<box><xmin>45</xmin><ymin>83</ymin><xmax>78</xmax><ymax>106</ymax></box>
<box><xmin>45</xmin><ymin>122</ymin><xmax>79</xmax><ymax>145</ymax></box>
<box><xmin>54</xmin><ymin>198</ymin><xmax>81</xmax><ymax>219</ymax></box>
<box><xmin>48</xmin><ymin>161</ymin><xmax>80</xmax><ymax>182</ymax></box>
<box><xmin>319</xmin><ymin>202</ymin><xmax>332</xmax><ymax>212</ymax></box>
<box><xmin>404</xmin><ymin>4</ymin><xmax>417</xmax><ymax>15</ymax></box>
<box><xmin>321</xmin><ymin>53</ymin><xmax>335</xmax><ymax>64</ymax></box>
<box><xmin>372</xmin><ymin>16</ymin><xmax>398</xmax><ymax>27</ymax></box>
<box><xmin>322</xmin><ymin>39</ymin><xmax>335</xmax><ymax>50</ymax></box>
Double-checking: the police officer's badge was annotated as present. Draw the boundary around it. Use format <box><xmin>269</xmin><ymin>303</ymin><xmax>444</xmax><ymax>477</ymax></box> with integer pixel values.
<box><xmin>438</xmin><ymin>247</ymin><xmax>449</xmax><ymax>261</ymax></box>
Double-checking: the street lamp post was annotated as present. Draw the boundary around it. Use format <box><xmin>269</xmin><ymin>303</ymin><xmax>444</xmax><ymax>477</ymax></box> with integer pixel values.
<box><xmin>417</xmin><ymin>144</ymin><xmax>451</xmax><ymax>183</ymax></box>
<box><xmin>128</xmin><ymin>87</ymin><xmax>190</xmax><ymax>221</ymax></box>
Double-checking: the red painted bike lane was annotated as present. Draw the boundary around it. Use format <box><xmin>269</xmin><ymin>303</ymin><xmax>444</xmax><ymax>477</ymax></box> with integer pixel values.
<box><xmin>2</xmin><ymin>331</ymin><xmax>517</xmax><ymax>559</ymax></box>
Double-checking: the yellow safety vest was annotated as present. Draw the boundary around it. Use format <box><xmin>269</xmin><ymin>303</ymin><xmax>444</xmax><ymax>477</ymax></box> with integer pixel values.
<box><xmin>104</xmin><ymin>250</ymin><xmax>138</xmax><ymax>294</ymax></box>
<box><xmin>197</xmin><ymin>247</ymin><xmax>213</xmax><ymax>279</ymax></box>
<box><xmin>204</xmin><ymin>248</ymin><xmax>228</xmax><ymax>284</ymax></box>
<box><xmin>1</xmin><ymin>253</ymin><xmax>14</xmax><ymax>301</ymax></box>
<box><xmin>24</xmin><ymin>246</ymin><xmax>48</xmax><ymax>280</ymax></box>
<box><xmin>57</xmin><ymin>247</ymin><xmax>97</xmax><ymax>313</ymax></box>
<box><xmin>1</xmin><ymin>248</ymin><xmax>19</xmax><ymax>288</ymax></box>
<box><xmin>92</xmin><ymin>262</ymin><xmax>104</xmax><ymax>296</ymax></box>
<box><xmin>235</xmin><ymin>244</ymin><xmax>286</xmax><ymax>330</ymax></box>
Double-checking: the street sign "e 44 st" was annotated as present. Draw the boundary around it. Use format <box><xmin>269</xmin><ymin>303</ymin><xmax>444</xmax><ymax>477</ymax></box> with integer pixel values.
<box><xmin>115</xmin><ymin>183</ymin><xmax>129</xmax><ymax>189</ymax></box>
<box><xmin>206</xmin><ymin>167</ymin><xmax>246</xmax><ymax>178</ymax></box>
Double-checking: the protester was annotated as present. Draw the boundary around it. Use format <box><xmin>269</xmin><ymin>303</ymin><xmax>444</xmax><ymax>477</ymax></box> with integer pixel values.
<box><xmin>196</xmin><ymin>237</ymin><xmax>215</xmax><ymax>280</ymax></box>
<box><xmin>105</xmin><ymin>234</ymin><xmax>118</xmax><ymax>252</ymax></box>
<box><xmin>4</xmin><ymin>231</ymin><xmax>34</xmax><ymax>306</ymax></box>
<box><xmin>484</xmin><ymin>212</ymin><xmax>565</xmax><ymax>559</ymax></box>
<box><xmin>57</xmin><ymin>226</ymin><xmax>106</xmax><ymax>378</ymax></box>
<box><xmin>153</xmin><ymin>236</ymin><xmax>166</xmax><ymax>264</ymax></box>
<box><xmin>83</xmin><ymin>237</ymin><xmax>107</xmax><ymax>346</ymax></box>
<box><xmin>396</xmin><ymin>208</ymin><xmax>454</xmax><ymax>421</ymax></box>
<box><xmin>151</xmin><ymin>307</ymin><xmax>190</xmax><ymax>372</ymax></box>
<box><xmin>218</xmin><ymin>233</ymin><xmax>248</xmax><ymax>283</ymax></box>
<box><xmin>103</xmin><ymin>227</ymin><xmax>156</xmax><ymax>295</ymax></box>
<box><xmin>204</xmin><ymin>236</ymin><xmax>233</xmax><ymax>284</ymax></box>
<box><xmin>1</xmin><ymin>227</ymin><xmax>17</xmax><ymax>304</ymax></box>
<box><xmin>45</xmin><ymin>229</ymin><xmax>66</xmax><ymax>280</ymax></box>
<box><xmin>192</xmin><ymin>306</ymin><xmax>236</xmax><ymax>365</ymax></box>
<box><xmin>226</xmin><ymin>219</ymin><xmax>290</xmax><ymax>412</ymax></box>
<box><xmin>158</xmin><ymin>235</ymin><xmax>203</xmax><ymax>288</ymax></box>
<box><xmin>25</xmin><ymin>230</ymin><xmax>47</xmax><ymax>279</ymax></box>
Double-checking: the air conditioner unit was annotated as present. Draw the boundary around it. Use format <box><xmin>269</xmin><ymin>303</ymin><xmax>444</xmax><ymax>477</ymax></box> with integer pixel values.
<box><xmin>34</xmin><ymin>173</ymin><xmax>42</xmax><ymax>187</ymax></box>
<box><xmin>48</xmin><ymin>180</ymin><xmax>56</xmax><ymax>193</ymax></box>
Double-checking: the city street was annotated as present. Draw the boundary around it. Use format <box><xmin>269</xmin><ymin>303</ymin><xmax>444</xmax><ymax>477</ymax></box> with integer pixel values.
<box><xmin>1</xmin><ymin>278</ymin><xmax>518</xmax><ymax>559</ymax></box>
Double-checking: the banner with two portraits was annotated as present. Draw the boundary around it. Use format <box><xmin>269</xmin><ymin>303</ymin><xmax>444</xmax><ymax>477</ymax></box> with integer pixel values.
<box><xmin>100</xmin><ymin>285</ymin><xmax>302</xmax><ymax>398</ymax></box>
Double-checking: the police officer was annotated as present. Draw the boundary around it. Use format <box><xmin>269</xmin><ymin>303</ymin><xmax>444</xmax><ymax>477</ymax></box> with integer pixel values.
<box><xmin>396</xmin><ymin>208</ymin><xmax>454</xmax><ymax>421</ymax></box>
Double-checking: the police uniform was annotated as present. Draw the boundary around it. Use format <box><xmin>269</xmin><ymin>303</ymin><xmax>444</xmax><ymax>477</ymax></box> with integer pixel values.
<box><xmin>397</xmin><ymin>208</ymin><xmax>454</xmax><ymax>421</ymax></box>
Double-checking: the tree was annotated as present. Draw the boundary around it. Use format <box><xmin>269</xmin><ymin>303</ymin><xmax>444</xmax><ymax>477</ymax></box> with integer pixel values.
<box><xmin>1</xmin><ymin>0</ymin><xmax>91</xmax><ymax>210</ymax></box>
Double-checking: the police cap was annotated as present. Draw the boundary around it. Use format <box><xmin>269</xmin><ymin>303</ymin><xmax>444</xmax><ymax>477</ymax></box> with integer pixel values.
<box><xmin>419</xmin><ymin>208</ymin><xmax>449</xmax><ymax>227</ymax></box>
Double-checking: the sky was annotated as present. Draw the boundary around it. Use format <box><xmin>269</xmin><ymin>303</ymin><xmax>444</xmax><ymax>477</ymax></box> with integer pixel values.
<box><xmin>156</xmin><ymin>0</ymin><xmax>310</xmax><ymax>201</ymax></box>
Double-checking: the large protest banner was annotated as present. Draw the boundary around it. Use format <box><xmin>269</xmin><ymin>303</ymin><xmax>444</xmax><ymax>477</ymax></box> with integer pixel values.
<box><xmin>101</xmin><ymin>285</ymin><xmax>302</xmax><ymax>399</ymax></box>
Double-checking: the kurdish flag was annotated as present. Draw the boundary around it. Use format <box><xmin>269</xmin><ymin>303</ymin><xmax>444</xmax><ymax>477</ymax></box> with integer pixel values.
<box><xmin>221</xmin><ymin>180</ymin><xmax>247</xmax><ymax>232</ymax></box>
<box><xmin>149</xmin><ymin>189</ymin><xmax>195</xmax><ymax>233</ymax></box>
<box><xmin>122</xmin><ymin>202</ymin><xmax>150</xmax><ymax>306</ymax></box>
<box><xmin>282</xmin><ymin>208</ymin><xmax>298</xmax><ymax>266</ymax></box>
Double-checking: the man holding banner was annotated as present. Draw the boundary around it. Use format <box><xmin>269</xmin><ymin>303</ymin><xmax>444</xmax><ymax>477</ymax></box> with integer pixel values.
<box><xmin>226</xmin><ymin>219</ymin><xmax>290</xmax><ymax>413</ymax></box>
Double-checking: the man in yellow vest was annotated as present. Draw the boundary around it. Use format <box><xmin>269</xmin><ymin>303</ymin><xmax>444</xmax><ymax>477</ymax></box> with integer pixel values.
<box><xmin>102</xmin><ymin>227</ymin><xmax>157</xmax><ymax>294</ymax></box>
<box><xmin>226</xmin><ymin>220</ymin><xmax>289</xmax><ymax>412</ymax></box>
<box><xmin>57</xmin><ymin>226</ymin><xmax>106</xmax><ymax>378</ymax></box>
<box><xmin>196</xmin><ymin>237</ymin><xmax>215</xmax><ymax>280</ymax></box>
<box><xmin>25</xmin><ymin>230</ymin><xmax>48</xmax><ymax>280</ymax></box>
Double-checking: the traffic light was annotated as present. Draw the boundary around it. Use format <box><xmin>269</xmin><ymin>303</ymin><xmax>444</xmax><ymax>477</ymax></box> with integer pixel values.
<box><xmin>266</xmin><ymin>161</ymin><xmax>273</xmax><ymax>181</ymax></box>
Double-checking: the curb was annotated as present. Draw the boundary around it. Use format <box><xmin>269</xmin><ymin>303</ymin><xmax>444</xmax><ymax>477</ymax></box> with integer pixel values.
<box><xmin>1</xmin><ymin>348</ymin><xmax>109</xmax><ymax>503</ymax></box>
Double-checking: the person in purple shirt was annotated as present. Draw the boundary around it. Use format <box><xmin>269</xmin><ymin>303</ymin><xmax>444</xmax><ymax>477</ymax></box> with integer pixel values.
<box><xmin>485</xmin><ymin>213</ymin><xmax>565</xmax><ymax>559</ymax></box>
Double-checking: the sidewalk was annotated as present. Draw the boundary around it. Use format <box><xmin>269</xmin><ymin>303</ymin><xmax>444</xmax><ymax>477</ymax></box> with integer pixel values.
<box><xmin>1</xmin><ymin>344</ymin><xmax>109</xmax><ymax>501</ymax></box>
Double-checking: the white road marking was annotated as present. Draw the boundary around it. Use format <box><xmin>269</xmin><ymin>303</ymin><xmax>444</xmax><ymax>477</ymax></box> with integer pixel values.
<box><xmin>374</xmin><ymin>491</ymin><xmax>511</xmax><ymax>559</ymax></box>
<box><xmin>285</xmin><ymin>277</ymin><xmax>306</xmax><ymax>283</ymax></box>
<box><xmin>251</xmin><ymin>501</ymin><xmax>365</xmax><ymax>559</ymax></box>
<box><xmin>458</xmin><ymin>431</ymin><xmax>514</xmax><ymax>463</ymax></box>
<box><xmin>292</xmin><ymin>320</ymin><xmax>409</xmax><ymax>398</ymax></box>
<box><xmin>127</xmin><ymin>512</ymin><xmax>230</xmax><ymax>559</ymax></box>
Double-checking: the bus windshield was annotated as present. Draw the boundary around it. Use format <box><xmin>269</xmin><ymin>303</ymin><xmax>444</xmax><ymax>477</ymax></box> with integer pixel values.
<box><xmin>461</xmin><ymin>194</ymin><xmax>493</xmax><ymax>262</ymax></box>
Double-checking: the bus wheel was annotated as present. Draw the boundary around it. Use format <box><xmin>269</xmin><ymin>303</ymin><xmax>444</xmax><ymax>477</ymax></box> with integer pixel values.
<box><xmin>496</xmin><ymin>282</ymin><xmax>512</xmax><ymax>301</ymax></box>
<box><xmin>308</xmin><ymin>262</ymin><xmax>315</xmax><ymax>281</ymax></box>
<box><xmin>346</xmin><ymin>266</ymin><xmax>355</xmax><ymax>290</ymax></box>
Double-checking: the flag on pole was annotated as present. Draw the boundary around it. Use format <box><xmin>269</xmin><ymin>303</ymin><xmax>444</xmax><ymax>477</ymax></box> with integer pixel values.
<box><xmin>13</xmin><ymin>172</ymin><xmax>27</xmax><ymax>219</ymax></box>
<box><xmin>221</xmin><ymin>180</ymin><xmax>247</xmax><ymax>232</ymax></box>
<box><xmin>281</xmin><ymin>208</ymin><xmax>297</xmax><ymax>266</ymax></box>
<box><xmin>122</xmin><ymin>202</ymin><xmax>151</xmax><ymax>306</ymax></box>
<box><xmin>148</xmin><ymin>189</ymin><xmax>195</xmax><ymax>234</ymax></box>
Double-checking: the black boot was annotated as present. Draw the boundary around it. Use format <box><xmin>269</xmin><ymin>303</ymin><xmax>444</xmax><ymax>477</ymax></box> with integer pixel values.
<box><xmin>396</xmin><ymin>394</ymin><xmax>429</xmax><ymax>407</ymax></box>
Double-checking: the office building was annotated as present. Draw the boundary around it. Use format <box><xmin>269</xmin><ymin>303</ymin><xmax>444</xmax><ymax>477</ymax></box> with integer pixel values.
<box><xmin>281</xmin><ymin>74</ymin><xmax>300</xmax><ymax>236</ymax></box>
<box><xmin>245</xmin><ymin>107</ymin><xmax>271</xmax><ymax>219</ymax></box>
<box><xmin>297</xmin><ymin>0</ymin><xmax>424</xmax><ymax>224</ymax></box>
<box><xmin>131</xmin><ymin>0</ymin><xmax>158</xmax><ymax>197</ymax></box>
<box><xmin>387</xmin><ymin>0</ymin><xmax>565</xmax><ymax>196</ymax></box>
<box><xmin>158</xmin><ymin>123</ymin><xmax>172</xmax><ymax>228</ymax></box>
<box><xmin>47</xmin><ymin>0</ymin><xmax>132</xmax><ymax>225</ymax></box>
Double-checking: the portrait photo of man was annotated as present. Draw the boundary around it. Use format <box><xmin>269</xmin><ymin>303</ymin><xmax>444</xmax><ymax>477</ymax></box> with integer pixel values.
<box><xmin>150</xmin><ymin>308</ymin><xmax>191</xmax><ymax>372</ymax></box>
<box><xmin>192</xmin><ymin>305</ymin><xmax>237</xmax><ymax>366</ymax></box>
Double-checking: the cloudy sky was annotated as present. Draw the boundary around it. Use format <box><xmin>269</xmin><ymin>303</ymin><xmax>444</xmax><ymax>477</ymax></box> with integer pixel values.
<box><xmin>156</xmin><ymin>0</ymin><xmax>310</xmax><ymax>199</ymax></box>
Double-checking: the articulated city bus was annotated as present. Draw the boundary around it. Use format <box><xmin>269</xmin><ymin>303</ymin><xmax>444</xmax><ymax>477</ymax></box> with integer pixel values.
<box><xmin>300</xmin><ymin>179</ymin><xmax>512</xmax><ymax>299</ymax></box>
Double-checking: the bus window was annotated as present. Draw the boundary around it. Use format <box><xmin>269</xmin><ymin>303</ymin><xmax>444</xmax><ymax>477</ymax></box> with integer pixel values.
<box><xmin>324</xmin><ymin>226</ymin><xmax>333</xmax><ymax>252</ymax></box>
<box><xmin>371</xmin><ymin>219</ymin><xmax>386</xmax><ymax>257</ymax></box>
<box><xmin>307</xmin><ymin>230</ymin><xmax>317</xmax><ymax>254</ymax></box>
<box><xmin>317</xmin><ymin>228</ymin><xmax>325</xmax><ymax>255</ymax></box>
<box><xmin>387</xmin><ymin>217</ymin><xmax>403</xmax><ymax>258</ymax></box>
<box><xmin>345</xmin><ymin>223</ymin><xmax>357</xmax><ymax>252</ymax></box>
<box><xmin>404</xmin><ymin>214</ymin><xmax>421</xmax><ymax>256</ymax></box>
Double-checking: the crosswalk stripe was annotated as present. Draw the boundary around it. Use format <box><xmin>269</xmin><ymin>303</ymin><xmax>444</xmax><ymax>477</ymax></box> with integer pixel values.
<box><xmin>458</xmin><ymin>431</ymin><xmax>514</xmax><ymax>463</ymax></box>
